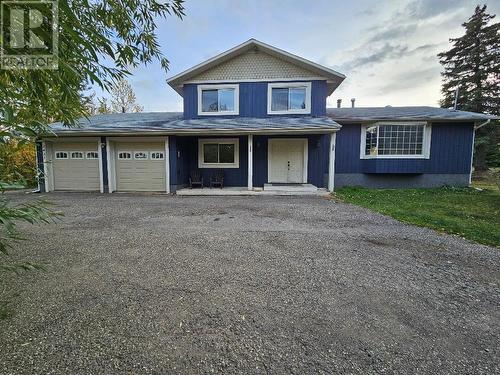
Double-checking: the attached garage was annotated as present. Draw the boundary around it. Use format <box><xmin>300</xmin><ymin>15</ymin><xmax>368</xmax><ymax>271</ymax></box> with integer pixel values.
<box><xmin>112</xmin><ymin>140</ymin><xmax>167</xmax><ymax>192</ymax></box>
<box><xmin>49</xmin><ymin>141</ymin><xmax>101</xmax><ymax>191</ymax></box>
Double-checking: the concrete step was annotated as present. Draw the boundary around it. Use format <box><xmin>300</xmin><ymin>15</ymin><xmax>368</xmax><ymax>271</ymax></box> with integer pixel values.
<box><xmin>263</xmin><ymin>183</ymin><xmax>318</xmax><ymax>193</ymax></box>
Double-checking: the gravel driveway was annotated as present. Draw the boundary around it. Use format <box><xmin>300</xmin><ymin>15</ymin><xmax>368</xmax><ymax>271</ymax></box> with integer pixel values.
<box><xmin>1</xmin><ymin>193</ymin><xmax>499</xmax><ymax>374</ymax></box>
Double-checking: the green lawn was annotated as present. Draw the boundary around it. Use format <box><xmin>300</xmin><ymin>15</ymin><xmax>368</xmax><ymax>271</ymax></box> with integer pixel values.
<box><xmin>334</xmin><ymin>187</ymin><xmax>500</xmax><ymax>248</ymax></box>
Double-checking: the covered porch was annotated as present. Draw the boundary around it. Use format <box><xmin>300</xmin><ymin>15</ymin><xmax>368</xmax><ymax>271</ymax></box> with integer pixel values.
<box><xmin>169</xmin><ymin>130</ymin><xmax>338</xmax><ymax>194</ymax></box>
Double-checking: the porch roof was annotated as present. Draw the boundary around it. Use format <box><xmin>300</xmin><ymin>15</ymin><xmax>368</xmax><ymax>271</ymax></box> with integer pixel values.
<box><xmin>48</xmin><ymin>112</ymin><xmax>341</xmax><ymax>136</ymax></box>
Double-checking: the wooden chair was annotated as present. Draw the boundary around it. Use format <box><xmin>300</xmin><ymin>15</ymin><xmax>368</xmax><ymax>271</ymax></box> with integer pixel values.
<box><xmin>210</xmin><ymin>169</ymin><xmax>224</xmax><ymax>189</ymax></box>
<box><xmin>189</xmin><ymin>170</ymin><xmax>203</xmax><ymax>189</ymax></box>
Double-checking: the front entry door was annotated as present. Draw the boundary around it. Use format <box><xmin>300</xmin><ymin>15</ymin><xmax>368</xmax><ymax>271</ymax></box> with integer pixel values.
<box><xmin>268</xmin><ymin>139</ymin><xmax>307</xmax><ymax>183</ymax></box>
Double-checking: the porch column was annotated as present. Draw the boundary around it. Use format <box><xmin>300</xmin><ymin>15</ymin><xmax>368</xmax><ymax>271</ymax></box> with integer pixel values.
<box><xmin>247</xmin><ymin>134</ymin><xmax>253</xmax><ymax>190</ymax></box>
<box><xmin>165</xmin><ymin>136</ymin><xmax>170</xmax><ymax>194</ymax></box>
<box><xmin>328</xmin><ymin>132</ymin><xmax>336</xmax><ymax>192</ymax></box>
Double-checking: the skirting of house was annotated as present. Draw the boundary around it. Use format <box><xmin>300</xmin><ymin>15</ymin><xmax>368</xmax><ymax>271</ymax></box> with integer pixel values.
<box><xmin>335</xmin><ymin>174</ymin><xmax>470</xmax><ymax>188</ymax></box>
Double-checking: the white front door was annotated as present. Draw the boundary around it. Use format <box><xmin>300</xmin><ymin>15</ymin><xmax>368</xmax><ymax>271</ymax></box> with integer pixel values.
<box><xmin>268</xmin><ymin>139</ymin><xmax>307</xmax><ymax>183</ymax></box>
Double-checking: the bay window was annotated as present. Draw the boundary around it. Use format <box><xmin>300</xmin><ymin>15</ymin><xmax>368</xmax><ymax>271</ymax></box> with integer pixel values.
<box><xmin>361</xmin><ymin>122</ymin><xmax>431</xmax><ymax>159</ymax></box>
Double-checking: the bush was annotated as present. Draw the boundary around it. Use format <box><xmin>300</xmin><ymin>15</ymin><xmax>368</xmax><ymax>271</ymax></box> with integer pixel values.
<box><xmin>0</xmin><ymin>141</ymin><xmax>37</xmax><ymax>188</ymax></box>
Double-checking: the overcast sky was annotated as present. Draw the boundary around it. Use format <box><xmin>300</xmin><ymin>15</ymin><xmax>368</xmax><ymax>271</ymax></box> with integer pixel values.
<box><xmin>98</xmin><ymin>0</ymin><xmax>500</xmax><ymax>112</ymax></box>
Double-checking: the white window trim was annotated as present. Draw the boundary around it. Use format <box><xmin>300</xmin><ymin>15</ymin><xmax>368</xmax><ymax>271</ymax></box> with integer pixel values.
<box><xmin>198</xmin><ymin>138</ymin><xmax>240</xmax><ymax>169</ymax></box>
<box><xmin>133</xmin><ymin>151</ymin><xmax>149</xmax><ymax>160</ymax></box>
<box><xmin>55</xmin><ymin>151</ymin><xmax>68</xmax><ymax>160</ymax></box>
<box><xmin>197</xmin><ymin>84</ymin><xmax>239</xmax><ymax>116</ymax></box>
<box><xmin>70</xmin><ymin>151</ymin><xmax>84</xmax><ymax>160</ymax></box>
<box><xmin>86</xmin><ymin>151</ymin><xmax>99</xmax><ymax>159</ymax></box>
<box><xmin>150</xmin><ymin>151</ymin><xmax>165</xmax><ymax>161</ymax></box>
<box><xmin>267</xmin><ymin>82</ymin><xmax>312</xmax><ymax>115</ymax></box>
<box><xmin>117</xmin><ymin>151</ymin><xmax>132</xmax><ymax>160</ymax></box>
<box><xmin>360</xmin><ymin>122</ymin><xmax>432</xmax><ymax>159</ymax></box>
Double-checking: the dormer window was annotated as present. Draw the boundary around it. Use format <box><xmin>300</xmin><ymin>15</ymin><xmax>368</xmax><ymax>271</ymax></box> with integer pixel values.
<box><xmin>267</xmin><ymin>82</ymin><xmax>311</xmax><ymax>115</ymax></box>
<box><xmin>197</xmin><ymin>84</ymin><xmax>239</xmax><ymax>116</ymax></box>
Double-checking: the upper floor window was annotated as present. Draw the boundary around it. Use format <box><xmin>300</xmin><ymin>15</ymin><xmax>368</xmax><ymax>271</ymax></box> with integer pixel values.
<box><xmin>361</xmin><ymin>122</ymin><xmax>431</xmax><ymax>159</ymax></box>
<box><xmin>267</xmin><ymin>82</ymin><xmax>311</xmax><ymax>115</ymax></box>
<box><xmin>197</xmin><ymin>84</ymin><xmax>239</xmax><ymax>116</ymax></box>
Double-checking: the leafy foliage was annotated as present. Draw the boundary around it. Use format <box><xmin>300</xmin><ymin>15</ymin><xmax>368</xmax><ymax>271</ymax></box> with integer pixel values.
<box><xmin>438</xmin><ymin>5</ymin><xmax>500</xmax><ymax>169</ymax></box>
<box><xmin>110</xmin><ymin>79</ymin><xmax>144</xmax><ymax>113</ymax></box>
<box><xmin>335</xmin><ymin>186</ymin><xmax>500</xmax><ymax>247</ymax></box>
<box><xmin>0</xmin><ymin>140</ymin><xmax>37</xmax><ymax>188</ymax></box>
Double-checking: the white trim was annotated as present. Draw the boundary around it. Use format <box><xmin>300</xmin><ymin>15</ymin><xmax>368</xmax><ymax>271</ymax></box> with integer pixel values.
<box><xmin>198</xmin><ymin>138</ymin><xmax>240</xmax><ymax>168</ymax></box>
<box><xmin>328</xmin><ymin>133</ymin><xmax>336</xmax><ymax>192</ymax></box>
<box><xmin>166</xmin><ymin>39</ymin><xmax>345</xmax><ymax>90</ymax></box>
<box><xmin>248</xmin><ymin>135</ymin><xmax>253</xmax><ymax>190</ymax></box>
<box><xmin>97</xmin><ymin>141</ymin><xmax>104</xmax><ymax>193</ymax></box>
<box><xmin>197</xmin><ymin>84</ymin><xmax>239</xmax><ymax>116</ymax></box>
<box><xmin>184</xmin><ymin>77</ymin><xmax>329</xmax><ymax>84</ymax></box>
<box><xmin>106</xmin><ymin>139</ymin><xmax>116</xmax><ymax>193</ymax></box>
<box><xmin>359</xmin><ymin>122</ymin><xmax>431</xmax><ymax>159</ymax></box>
<box><xmin>267</xmin><ymin>82</ymin><xmax>311</xmax><ymax>115</ymax></box>
<box><xmin>165</xmin><ymin>137</ymin><xmax>170</xmax><ymax>194</ymax></box>
<box><xmin>267</xmin><ymin>138</ymin><xmax>308</xmax><ymax>183</ymax></box>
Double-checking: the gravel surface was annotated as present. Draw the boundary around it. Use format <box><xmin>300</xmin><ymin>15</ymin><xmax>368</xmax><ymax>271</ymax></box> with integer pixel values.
<box><xmin>0</xmin><ymin>192</ymin><xmax>499</xmax><ymax>374</ymax></box>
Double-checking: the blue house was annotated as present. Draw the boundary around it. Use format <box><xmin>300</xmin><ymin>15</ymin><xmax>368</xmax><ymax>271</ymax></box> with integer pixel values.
<box><xmin>39</xmin><ymin>39</ymin><xmax>495</xmax><ymax>194</ymax></box>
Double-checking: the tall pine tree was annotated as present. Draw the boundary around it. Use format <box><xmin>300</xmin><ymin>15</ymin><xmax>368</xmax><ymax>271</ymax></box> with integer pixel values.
<box><xmin>438</xmin><ymin>5</ymin><xmax>499</xmax><ymax>170</ymax></box>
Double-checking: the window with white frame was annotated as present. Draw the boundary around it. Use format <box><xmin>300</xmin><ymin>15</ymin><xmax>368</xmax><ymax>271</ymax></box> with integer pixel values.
<box><xmin>134</xmin><ymin>151</ymin><xmax>149</xmax><ymax>160</ymax></box>
<box><xmin>86</xmin><ymin>151</ymin><xmax>99</xmax><ymax>159</ymax></box>
<box><xmin>150</xmin><ymin>151</ymin><xmax>164</xmax><ymax>160</ymax></box>
<box><xmin>198</xmin><ymin>139</ymin><xmax>239</xmax><ymax>168</ymax></box>
<box><xmin>55</xmin><ymin>151</ymin><xmax>68</xmax><ymax>159</ymax></box>
<box><xmin>267</xmin><ymin>82</ymin><xmax>311</xmax><ymax>114</ymax></box>
<box><xmin>198</xmin><ymin>84</ymin><xmax>239</xmax><ymax>115</ymax></box>
<box><xmin>118</xmin><ymin>152</ymin><xmax>132</xmax><ymax>160</ymax></box>
<box><xmin>361</xmin><ymin>122</ymin><xmax>431</xmax><ymax>158</ymax></box>
<box><xmin>70</xmin><ymin>151</ymin><xmax>84</xmax><ymax>159</ymax></box>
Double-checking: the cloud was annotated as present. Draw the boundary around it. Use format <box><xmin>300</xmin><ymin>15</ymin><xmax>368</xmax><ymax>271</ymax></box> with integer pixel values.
<box><xmin>339</xmin><ymin>44</ymin><xmax>408</xmax><ymax>70</ymax></box>
<box><xmin>403</xmin><ymin>0</ymin><xmax>466</xmax><ymax>19</ymax></box>
<box><xmin>368</xmin><ymin>24</ymin><xmax>418</xmax><ymax>42</ymax></box>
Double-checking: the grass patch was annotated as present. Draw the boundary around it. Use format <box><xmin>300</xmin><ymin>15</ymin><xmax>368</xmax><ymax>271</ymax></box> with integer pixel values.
<box><xmin>334</xmin><ymin>187</ymin><xmax>500</xmax><ymax>248</ymax></box>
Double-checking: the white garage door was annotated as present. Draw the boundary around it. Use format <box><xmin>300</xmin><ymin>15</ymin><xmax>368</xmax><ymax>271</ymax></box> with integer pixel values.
<box><xmin>115</xmin><ymin>142</ymin><xmax>166</xmax><ymax>192</ymax></box>
<box><xmin>53</xmin><ymin>142</ymin><xmax>100</xmax><ymax>191</ymax></box>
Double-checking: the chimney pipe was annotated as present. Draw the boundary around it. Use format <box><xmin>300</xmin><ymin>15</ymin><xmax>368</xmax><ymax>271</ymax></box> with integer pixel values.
<box><xmin>351</xmin><ymin>98</ymin><xmax>355</xmax><ymax>108</ymax></box>
<box><xmin>337</xmin><ymin>99</ymin><xmax>342</xmax><ymax>108</ymax></box>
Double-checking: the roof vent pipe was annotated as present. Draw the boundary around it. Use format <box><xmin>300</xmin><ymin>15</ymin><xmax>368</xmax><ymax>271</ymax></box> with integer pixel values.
<box><xmin>351</xmin><ymin>98</ymin><xmax>355</xmax><ymax>108</ymax></box>
<box><xmin>337</xmin><ymin>99</ymin><xmax>342</xmax><ymax>108</ymax></box>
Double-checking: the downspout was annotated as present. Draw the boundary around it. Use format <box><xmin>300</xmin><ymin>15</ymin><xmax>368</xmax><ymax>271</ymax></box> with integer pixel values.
<box><xmin>469</xmin><ymin>119</ymin><xmax>491</xmax><ymax>186</ymax></box>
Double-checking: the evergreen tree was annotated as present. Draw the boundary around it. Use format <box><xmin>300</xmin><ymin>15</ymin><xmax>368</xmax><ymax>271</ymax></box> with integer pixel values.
<box><xmin>438</xmin><ymin>5</ymin><xmax>499</xmax><ymax>170</ymax></box>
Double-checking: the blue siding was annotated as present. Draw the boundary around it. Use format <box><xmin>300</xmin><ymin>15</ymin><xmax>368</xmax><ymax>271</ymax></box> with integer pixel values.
<box><xmin>176</xmin><ymin>136</ymin><xmax>249</xmax><ymax>187</ymax></box>
<box><xmin>183</xmin><ymin>80</ymin><xmax>327</xmax><ymax>119</ymax></box>
<box><xmin>335</xmin><ymin>122</ymin><xmax>474</xmax><ymax>174</ymax></box>
<box><xmin>253</xmin><ymin>134</ymin><xmax>329</xmax><ymax>188</ymax></box>
<box><xmin>175</xmin><ymin>134</ymin><xmax>329</xmax><ymax>188</ymax></box>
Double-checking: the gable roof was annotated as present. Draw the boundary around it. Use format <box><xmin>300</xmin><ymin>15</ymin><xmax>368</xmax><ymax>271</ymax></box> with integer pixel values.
<box><xmin>167</xmin><ymin>39</ymin><xmax>345</xmax><ymax>96</ymax></box>
<box><xmin>327</xmin><ymin>106</ymin><xmax>498</xmax><ymax>122</ymax></box>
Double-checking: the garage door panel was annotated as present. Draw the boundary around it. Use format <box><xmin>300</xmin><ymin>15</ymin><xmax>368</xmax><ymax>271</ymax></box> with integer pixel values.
<box><xmin>52</xmin><ymin>142</ymin><xmax>100</xmax><ymax>191</ymax></box>
<box><xmin>115</xmin><ymin>142</ymin><xmax>166</xmax><ymax>192</ymax></box>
